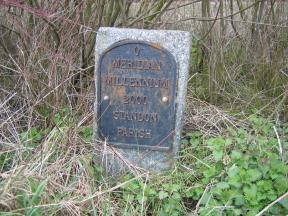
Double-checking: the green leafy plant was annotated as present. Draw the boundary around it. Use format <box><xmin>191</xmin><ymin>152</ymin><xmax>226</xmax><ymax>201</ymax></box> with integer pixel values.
<box><xmin>181</xmin><ymin>116</ymin><xmax>288</xmax><ymax>215</ymax></box>
<box><xmin>119</xmin><ymin>173</ymin><xmax>189</xmax><ymax>216</ymax></box>
<box><xmin>20</xmin><ymin>127</ymin><xmax>43</xmax><ymax>148</ymax></box>
<box><xmin>80</xmin><ymin>126</ymin><xmax>93</xmax><ymax>142</ymax></box>
<box><xmin>17</xmin><ymin>180</ymin><xmax>47</xmax><ymax>216</ymax></box>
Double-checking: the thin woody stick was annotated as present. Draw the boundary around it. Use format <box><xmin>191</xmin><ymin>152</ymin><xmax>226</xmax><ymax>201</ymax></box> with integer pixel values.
<box><xmin>256</xmin><ymin>191</ymin><xmax>288</xmax><ymax>216</ymax></box>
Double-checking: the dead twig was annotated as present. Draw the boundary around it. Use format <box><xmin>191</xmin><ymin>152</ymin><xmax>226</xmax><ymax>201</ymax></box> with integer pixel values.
<box><xmin>256</xmin><ymin>191</ymin><xmax>288</xmax><ymax>216</ymax></box>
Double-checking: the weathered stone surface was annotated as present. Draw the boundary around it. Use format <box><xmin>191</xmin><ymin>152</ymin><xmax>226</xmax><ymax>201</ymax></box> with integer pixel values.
<box><xmin>94</xmin><ymin>27</ymin><xmax>191</xmax><ymax>174</ymax></box>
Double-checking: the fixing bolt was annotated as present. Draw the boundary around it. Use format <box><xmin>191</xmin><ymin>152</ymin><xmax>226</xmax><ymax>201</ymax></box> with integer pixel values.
<box><xmin>103</xmin><ymin>95</ymin><xmax>109</xmax><ymax>100</ymax></box>
<box><xmin>162</xmin><ymin>96</ymin><xmax>168</xmax><ymax>103</ymax></box>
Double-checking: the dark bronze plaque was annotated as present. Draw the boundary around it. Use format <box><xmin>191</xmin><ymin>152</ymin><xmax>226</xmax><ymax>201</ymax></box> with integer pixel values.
<box><xmin>97</xmin><ymin>40</ymin><xmax>177</xmax><ymax>150</ymax></box>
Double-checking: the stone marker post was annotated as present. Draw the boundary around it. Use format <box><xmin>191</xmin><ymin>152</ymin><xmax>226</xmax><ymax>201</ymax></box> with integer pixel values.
<box><xmin>94</xmin><ymin>27</ymin><xmax>191</xmax><ymax>173</ymax></box>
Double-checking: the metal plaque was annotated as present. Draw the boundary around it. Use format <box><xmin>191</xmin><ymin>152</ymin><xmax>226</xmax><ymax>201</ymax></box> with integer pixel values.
<box><xmin>97</xmin><ymin>40</ymin><xmax>177</xmax><ymax>150</ymax></box>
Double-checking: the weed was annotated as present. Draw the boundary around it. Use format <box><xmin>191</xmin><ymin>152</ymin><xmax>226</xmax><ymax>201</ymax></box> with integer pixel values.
<box><xmin>17</xmin><ymin>180</ymin><xmax>47</xmax><ymax>216</ymax></box>
<box><xmin>181</xmin><ymin>116</ymin><xmax>288</xmax><ymax>215</ymax></box>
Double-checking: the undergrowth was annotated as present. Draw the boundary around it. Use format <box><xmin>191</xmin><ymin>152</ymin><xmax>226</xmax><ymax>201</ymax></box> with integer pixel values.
<box><xmin>0</xmin><ymin>110</ymin><xmax>287</xmax><ymax>215</ymax></box>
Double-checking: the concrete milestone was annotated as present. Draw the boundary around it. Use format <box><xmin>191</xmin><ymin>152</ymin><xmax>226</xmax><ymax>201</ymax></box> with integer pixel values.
<box><xmin>94</xmin><ymin>27</ymin><xmax>191</xmax><ymax>173</ymax></box>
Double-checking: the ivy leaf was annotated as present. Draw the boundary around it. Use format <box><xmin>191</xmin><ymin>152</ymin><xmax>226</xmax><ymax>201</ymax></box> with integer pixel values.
<box><xmin>231</xmin><ymin>150</ymin><xmax>242</xmax><ymax>160</ymax></box>
<box><xmin>169</xmin><ymin>184</ymin><xmax>181</xmax><ymax>192</ymax></box>
<box><xmin>185</xmin><ymin>187</ymin><xmax>204</xmax><ymax>200</ymax></box>
<box><xmin>203</xmin><ymin>166</ymin><xmax>217</xmax><ymax>178</ymax></box>
<box><xmin>257</xmin><ymin>193</ymin><xmax>267</xmax><ymax>202</ymax></box>
<box><xmin>260</xmin><ymin>165</ymin><xmax>270</xmax><ymax>177</ymax></box>
<box><xmin>274</xmin><ymin>176</ymin><xmax>288</xmax><ymax>194</ymax></box>
<box><xmin>207</xmin><ymin>137</ymin><xmax>225</xmax><ymax>149</ymax></box>
<box><xmin>232</xmin><ymin>208</ymin><xmax>242</xmax><ymax>216</ymax></box>
<box><xmin>247</xmin><ymin>169</ymin><xmax>262</xmax><ymax>182</ymax></box>
<box><xmin>172</xmin><ymin>192</ymin><xmax>181</xmax><ymax>200</ymax></box>
<box><xmin>267</xmin><ymin>190</ymin><xmax>277</xmax><ymax>201</ymax></box>
<box><xmin>144</xmin><ymin>187</ymin><xmax>157</xmax><ymax>197</ymax></box>
<box><xmin>213</xmin><ymin>149</ymin><xmax>223</xmax><ymax>161</ymax></box>
<box><xmin>216</xmin><ymin>182</ymin><xmax>230</xmax><ymax>190</ymax></box>
<box><xmin>228</xmin><ymin>177</ymin><xmax>242</xmax><ymax>188</ymax></box>
<box><xmin>228</xmin><ymin>164</ymin><xmax>239</xmax><ymax>178</ymax></box>
<box><xmin>256</xmin><ymin>180</ymin><xmax>273</xmax><ymax>191</ymax></box>
<box><xmin>190</xmin><ymin>138</ymin><xmax>200</xmax><ymax>146</ymax></box>
<box><xmin>244</xmin><ymin>184</ymin><xmax>257</xmax><ymax>201</ymax></box>
<box><xmin>158</xmin><ymin>191</ymin><xmax>169</xmax><ymax>200</ymax></box>
<box><xmin>234</xmin><ymin>195</ymin><xmax>245</xmax><ymax>206</ymax></box>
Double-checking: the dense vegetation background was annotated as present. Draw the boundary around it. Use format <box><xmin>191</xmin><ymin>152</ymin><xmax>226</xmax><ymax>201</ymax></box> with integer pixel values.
<box><xmin>0</xmin><ymin>0</ymin><xmax>287</xmax><ymax>215</ymax></box>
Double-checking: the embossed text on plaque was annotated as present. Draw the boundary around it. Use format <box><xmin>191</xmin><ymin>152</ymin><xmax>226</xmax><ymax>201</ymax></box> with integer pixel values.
<box><xmin>97</xmin><ymin>40</ymin><xmax>177</xmax><ymax>150</ymax></box>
